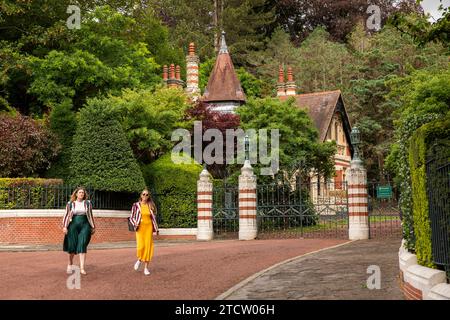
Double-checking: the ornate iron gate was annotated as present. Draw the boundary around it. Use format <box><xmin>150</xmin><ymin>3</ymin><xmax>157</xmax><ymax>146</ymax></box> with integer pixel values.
<box><xmin>256</xmin><ymin>179</ymin><xmax>349</xmax><ymax>239</ymax></box>
<box><xmin>367</xmin><ymin>182</ymin><xmax>402</xmax><ymax>239</ymax></box>
<box><xmin>426</xmin><ymin>151</ymin><xmax>450</xmax><ymax>281</ymax></box>
<box><xmin>212</xmin><ymin>183</ymin><xmax>239</xmax><ymax>239</ymax></box>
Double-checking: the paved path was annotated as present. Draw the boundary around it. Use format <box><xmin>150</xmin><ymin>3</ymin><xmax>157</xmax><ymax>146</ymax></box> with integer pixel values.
<box><xmin>0</xmin><ymin>238</ymin><xmax>347</xmax><ymax>299</ymax></box>
<box><xmin>222</xmin><ymin>238</ymin><xmax>403</xmax><ymax>300</ymax></box>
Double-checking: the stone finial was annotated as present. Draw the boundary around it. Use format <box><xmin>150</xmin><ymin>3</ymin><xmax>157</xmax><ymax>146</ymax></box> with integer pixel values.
<box><xmin>219</xmin><ymin>31</ymin><xmax>228</xmax><ymax>54</ymax></box>
<box><xmin>199</xmin><ymin>167</ymin><xmax>211</xmax><ymax>182</ymax></box>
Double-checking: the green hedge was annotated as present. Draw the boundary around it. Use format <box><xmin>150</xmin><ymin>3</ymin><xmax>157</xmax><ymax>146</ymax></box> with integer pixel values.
<box><xmin>142</xmin><ymin>154</ymin><xmax>202</xmax><ymax>228</ymax></box>
<box><xmin>0</xmin><ymin>178</ymin><xmax>63</xmax><ymax>188</ymax></box>
<box><xmin>0</xmin><ymin>178</ymin><xmax>64</xmax><ymax>209</ymax></box>
<box><xmin>409</xmin><ymin>126</ymin><xmax>433</xmax><ymax>267</ymax></box>
<box><xmin>46</xmin><ymin>100</ymin><xmax>77</xmax><ymax>180</ymax></box>
<box><xmin>408</xmin><ymin>113</ymin><xmax>450</xmax><ymax>267</ymax></box>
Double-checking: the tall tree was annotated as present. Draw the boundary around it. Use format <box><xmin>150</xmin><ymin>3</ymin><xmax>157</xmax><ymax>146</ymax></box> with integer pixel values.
<box><xmin>0</xmin><ymin>4</ymin><xmax>179</xmax><ymax>115</ymax></box>
<box><xmin>107</xmin><ymin>86</ymin><xmax>192</xmax><ymax>164</ymax></box>
<box><xmin>271</xmin><ymin>0</ymin><xmax>422</xmax><ymax>44</ymax></box>
<box><xmin>150</xmin><ymin>0</ymin><xmax>275</xmax><ymax>67</ymax></box>
<box><xmin>389</xmin><ymin>4</ymin><xmax>450</xmax><ymax>50</ymax></box>
<box><xmin>346</xmin><ymin>21</ymin><xmax>448</xmax><ymax>180</ymax></box>
<box><xmin>238</xmin><ymin>97</ymin><xmax>336</xmax><ymax>182</ymax></box>
<box><xmin>385</xmin><ymin>67</ymin><xmax>450</xmax><ymax>250</ymax></box>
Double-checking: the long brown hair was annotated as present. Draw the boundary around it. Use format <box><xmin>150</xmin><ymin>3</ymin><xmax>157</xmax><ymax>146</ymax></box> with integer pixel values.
<box><xmin>140</xmin><ymin>188</ymin><xmax>156</xmax><ymax>213</ymax></box>
<box><xmin>70</xmin><ymin>187</ymin><xmax>89</xmax><ymax>202</ymax></box>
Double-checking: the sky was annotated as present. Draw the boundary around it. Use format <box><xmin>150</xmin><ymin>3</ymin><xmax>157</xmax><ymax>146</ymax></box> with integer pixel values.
<box><xmin>420</xmin><ymin>0</ymin><xmax>450</xmax><ymax>21</ymax></box>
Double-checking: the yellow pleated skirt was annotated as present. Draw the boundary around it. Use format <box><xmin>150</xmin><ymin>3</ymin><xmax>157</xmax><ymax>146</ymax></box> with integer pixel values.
<box><xmin>136</xmin><ymin>205</ymin><xmax>154</xmax><ymax>262</ymax></box>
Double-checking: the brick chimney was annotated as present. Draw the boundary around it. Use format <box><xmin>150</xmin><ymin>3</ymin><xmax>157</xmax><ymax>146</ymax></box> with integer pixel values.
<box><xmin>285</xmin><ymin>66</ymin><xmax>297</xmax><ymax>96</ymax></box>
<box><xmin>185</xmin><ymin>42</ymin><xmax>200</xmax><ymax>96</ymax></box>
<box><xmin>163</xmin><ymin>65</ymin><xmax>168</xmax><ymax>84</ymax></box>
<box><xmin>175</xmin><ymin>65</ymin><xmax>181</xmax><ymax>81</ymax></box>
<box><xmin>167</xmin><ymin>64</ymin><xmax>177</xmax><ymax>88</ymax></box>
<box><xmin>277</xmin><ymin>65</ymin><xmax>286</xmax><ymax>97</ymax></box>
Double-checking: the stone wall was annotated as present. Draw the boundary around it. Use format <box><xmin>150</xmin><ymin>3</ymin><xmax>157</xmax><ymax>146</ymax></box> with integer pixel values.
<box><xmin>0</xmin><ymin>210</ymin><xmax>196</xmax><ymax>244</ymax></box>
<box><xmin>398</xmin><ymin>241</ymin><xmax>450</xmax><ymax>300</ymax></box>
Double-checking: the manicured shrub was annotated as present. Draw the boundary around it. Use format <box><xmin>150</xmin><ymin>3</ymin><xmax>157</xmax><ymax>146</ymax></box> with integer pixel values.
<box><xmin>46</xmin><ymin>100</ymin><xmax>77</xmax><ymax>180</ymax></box>
<box><xmin>69</xmin><ymin>98</ymin><xmax>145</xmax><ymax>192</ymax></box>
<box><xmin>142</xmin><ymin>153</ymin><xmax>202</xmax><ymax>228</ymax></box>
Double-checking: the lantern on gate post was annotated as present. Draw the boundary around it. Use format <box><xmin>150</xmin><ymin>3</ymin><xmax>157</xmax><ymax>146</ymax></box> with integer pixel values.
<box><xmin>350</xmin><ymin>126</ymin><xmax>362</xmax><ymax>161</ymax></box>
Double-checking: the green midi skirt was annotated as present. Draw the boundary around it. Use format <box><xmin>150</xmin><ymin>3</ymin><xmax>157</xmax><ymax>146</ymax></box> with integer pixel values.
<box><xmin>63</xmin><ymin>215</ymin><xmax>92</xmax><ymax>254</ymax></box>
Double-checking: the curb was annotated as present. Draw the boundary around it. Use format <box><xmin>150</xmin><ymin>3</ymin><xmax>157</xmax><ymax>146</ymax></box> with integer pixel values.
<box><xmin>0</xmin><ymin>240</ymin><xmax>201</xmax><ymax>252</ymax></box>
<box><xmin>215</xmin><ymin>240</ymin><xmax>356</xmax><ymax>300</ymax></box>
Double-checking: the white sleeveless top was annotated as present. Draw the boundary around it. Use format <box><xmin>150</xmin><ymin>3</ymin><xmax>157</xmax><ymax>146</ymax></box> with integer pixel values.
<box><xmin>73</xmin><ymin>200</ymin><xmax>87</xmax><ymax>215</ymax></box>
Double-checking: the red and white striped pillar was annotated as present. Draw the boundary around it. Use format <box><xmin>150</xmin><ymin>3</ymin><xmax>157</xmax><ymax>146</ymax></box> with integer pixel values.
<box><xmin>239</xmin><ymin>160</ymin><xmax>257</xmax><ymax>240</ymax></box>
<box><xmin>348</xmin><ymin>159</ymin><xmax>369</xmax><ymax>240</ymax></box>
<box><xmin>197</xmin><ymin>167</ymin><xmax>213</xmax><ymax>240</ymax></box>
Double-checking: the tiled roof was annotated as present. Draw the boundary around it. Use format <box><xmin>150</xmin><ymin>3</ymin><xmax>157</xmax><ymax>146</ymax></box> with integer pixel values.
<box><xmin>202</xmin><ymin>33</ymin><xmax>246</xmax><ymax>103</ymax></box>
<box><xmin>280</xmin><ymin>90</ymin><xmax>350</xmax><ymax>141</ymax></box>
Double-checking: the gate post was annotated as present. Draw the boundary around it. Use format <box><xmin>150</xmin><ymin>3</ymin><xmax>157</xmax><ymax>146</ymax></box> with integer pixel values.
<box><xmin>348</xmin><ymin>127</ymin><xmax>369</xmax><ymax>240</ymax></box>
<box><xmin>197</xmin><ymin>166</ymin><xmax>213</xmax><ymax>241</ymax></box>
<box><xmin>239</xmin><ymin>159</ymin><xmax>257</xmax><ymax>240</ymax></box>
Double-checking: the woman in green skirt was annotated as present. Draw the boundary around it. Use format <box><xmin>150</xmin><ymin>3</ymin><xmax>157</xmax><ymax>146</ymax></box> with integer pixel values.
<box><xmin>62</xmin><ymin>187</ymin><xmax>96</xmax><ymax>275</ymax></box>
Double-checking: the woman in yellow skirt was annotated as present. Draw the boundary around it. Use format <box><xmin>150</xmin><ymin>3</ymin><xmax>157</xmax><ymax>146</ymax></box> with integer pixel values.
<box><xmin>129</xmin><ymin>189</ymin><xmax>159</xmax><ymax>275</ymax></box>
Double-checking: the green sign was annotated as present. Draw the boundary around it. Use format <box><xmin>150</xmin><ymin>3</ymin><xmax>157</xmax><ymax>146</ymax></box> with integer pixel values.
<box><xmin>377</xmin><ymin>185</ymin><xmax>392</xmax><ymax>199</ymax></box>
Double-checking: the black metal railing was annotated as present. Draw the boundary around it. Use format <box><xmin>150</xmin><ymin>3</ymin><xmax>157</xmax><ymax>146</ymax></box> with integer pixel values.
<box><xmin>426</xmin><ymin>155</ymin><xmax>450</xmax><ymax>282</ymax></box>
<box><xmin>212</xmin><ymin>183</ymin><xmax>239</xmax><ymax>239</ymax></box>
<box><xmin>367</xmin><ymin>181</ymin><xmax>402</xmax><ymax>239</ymax></box>
<box><xmin>0</xmin><ymin>185</ymin><xmax>137</xmax><ymax>210</ymax></box>
<box><xmin>256</xmin><ymin>180</ymin><xmax>349</xmax><ymax>239</ymax></box>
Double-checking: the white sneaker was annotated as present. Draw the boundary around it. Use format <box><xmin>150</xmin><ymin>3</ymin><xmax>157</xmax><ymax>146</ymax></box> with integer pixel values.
<box><xmin>66</xmin><ymin>265</ymin><xmax>72</xmax><ymax>274</ymax></box>
<box><xmin>134</xmin><ymin>260</ymin><xmax>141</xmax><ymax>271</ymax></box>
<box><xmin>144</xmin><ymin>268</ymin><xmax>150</xmax><ymax>276</ymax></box>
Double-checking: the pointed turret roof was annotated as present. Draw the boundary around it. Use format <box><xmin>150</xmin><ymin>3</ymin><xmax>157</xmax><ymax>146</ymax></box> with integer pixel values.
<box><xmin>202</xmin><ymin>31</ymin><xmax>246</xmax><ymax>103</ymax></box>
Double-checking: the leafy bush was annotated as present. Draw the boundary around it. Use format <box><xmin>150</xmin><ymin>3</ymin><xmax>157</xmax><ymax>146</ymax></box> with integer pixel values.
<box><xmin>69</xmin><ymin>98</ymin><xmax>145</xmax><ymax>192</ymax></box>
<box><xmin>107</xmin><ymin>87</ymin><xmax>191</xmax><ymax>163</ymax></box>
<box><xmin>386</xmin><ymin>67</ymin><xmax>450</xmax><ymax>251</ymax></box>
<box><xmin>0</xmin><ymin>113</ymin><xmax>60</xmax><ymax>177</ymax></box>
<box><xmin>142</xmin><ymin>153</ymin><xmax>202</xmax><ymax>228</ymax></box>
